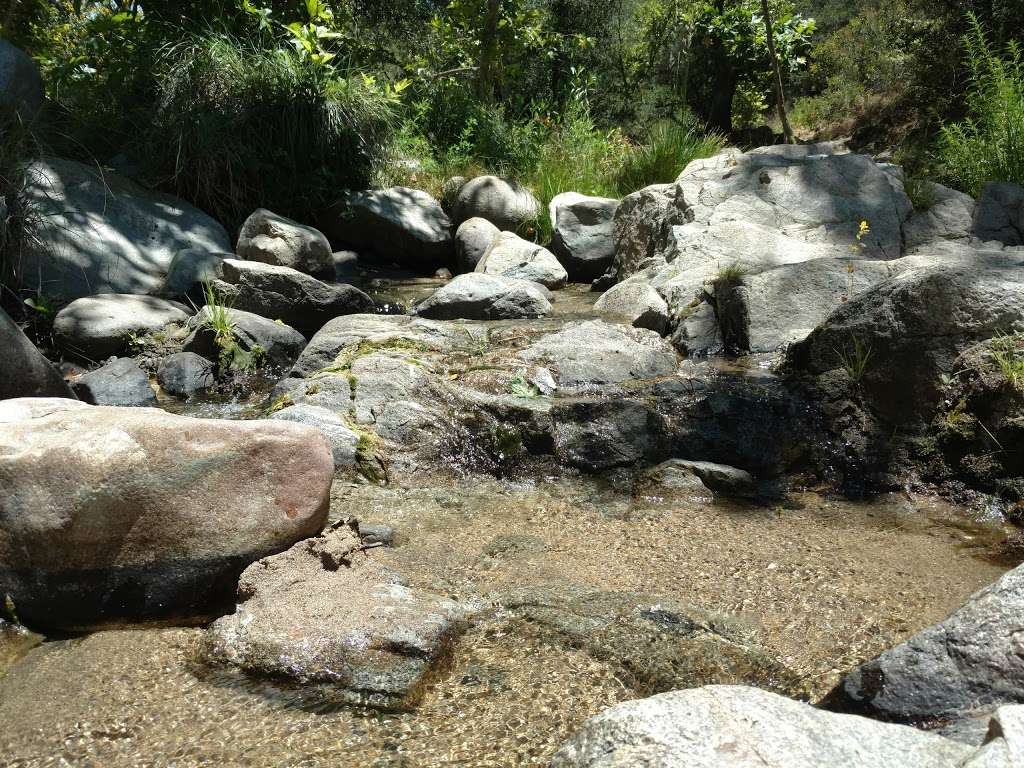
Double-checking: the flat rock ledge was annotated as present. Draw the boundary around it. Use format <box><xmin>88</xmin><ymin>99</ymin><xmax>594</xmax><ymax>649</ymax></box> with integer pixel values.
<box><xmin>203</xmin><ymin>522</ymin><xmax>471</xmax><ymax>711</ymax></box>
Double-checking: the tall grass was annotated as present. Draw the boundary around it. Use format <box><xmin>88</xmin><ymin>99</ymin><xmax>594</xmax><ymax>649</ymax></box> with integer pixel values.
<box><xmin>615</xmin><ymin>119</ymin><xmax>726</xmax><ymax>194</ymax></box>
<box><xmin>938</xmin><ymin>15</ymin><xmax>1024</xmax><ymax>196</ymax></box>
<box><xmin>147</xmin><ymin>33</ymin><xmax>397</xmax><ymax>230</ymax></box>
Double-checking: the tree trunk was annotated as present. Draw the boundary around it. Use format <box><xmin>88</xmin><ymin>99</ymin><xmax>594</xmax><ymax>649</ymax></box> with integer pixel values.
<box><xmin>477</xmin><ymin>0</ymin><xmax>501</xmax><ymax>104</ymax></box>
<box><xmin>761</xmin><ymin>0</ymin><xmax>794</xmax><ymax>144</ymax></box>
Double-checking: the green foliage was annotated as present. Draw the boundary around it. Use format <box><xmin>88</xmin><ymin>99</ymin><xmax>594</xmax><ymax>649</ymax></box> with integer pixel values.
<box><xmin>200</xmin><ymin>280</ymin><xmax>263</xmax><ymax>372</ymax></box>
<box><xmin>834</xmin><ymin>335</ymin><xmax>874</xmax><ymax>383</ymax></box>
<box><xmin>904</xmin><ymin>177</ymin><xmax>939</xmax><ymax>210</ymax></box>
<box><xmin>616</xmin><ymin>118</ymin><xmax>727</xmax><ymax>194</ymax></box>
<box><xmin>937</xmin><ymin>16</ymin><xmax>1024</xmax><ymax>196</ymax></box>
<box><xmin>990</xmin><ymin>332</ymin><xmax>1024</xmax><ymax>390</ymax></box>
<box><xmin>509</xmin><ymin>376</ymin><xmax>542</xmax><ymax>399</ymax></box>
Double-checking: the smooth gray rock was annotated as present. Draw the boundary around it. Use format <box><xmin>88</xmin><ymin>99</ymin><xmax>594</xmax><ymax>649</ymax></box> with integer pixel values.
<box><xmin>0</xmin><ymin>397</ymin><xmax>332</xmax><ymax>630</ymax></box>
<box><xmin>787</xmin><ymin>249</ymin><xmax>1024</xmax><ymax>423</ymax></box>
<box><xmin>0</xmin><ymin>40</ymin><xmax>44</xmax><ymax>119</ymax></box>
<box><xmin>324</xmin><ymin>187</ymin><xmax>452</xmax><ymax>270</ymax></box>
<box><xmin>551</xmin><ymin>685</ymin><xmax>974</xmax><ymax>768</ymax></box>
<box><xmin>0</xmin><ymin>306</ymin><xmax>75</xmax><ymax>400</ymax></box>
<box><xmin>666</xmin><ymin>460</ymin><xmax>759</xmax><ymax>498</ymax></box>
<box><xmin>183</xmin><ymin>305</ymin><xmax>306</xmax><ymax>370</ymax></box>
<box><xmin>452</xmin><ymin>175</ymin><xmax>541</xmax><ymax>231</ymax></box>
<box><xmin>520</xmin><ymin>320</ymin><xmax>678</xmax><ymax>389</ymax></box>
<box><xmin>156</xmin><ymin>352</ymin><xmax>215</xmax><ymax>398</ymax></box>
<box><xmin>71</xmin><ymin>358</ymin><xmax>156</xmax><ymax>406</ymax></box>
<box><xmin>974</xmin><ymin>182</ymin><xmax>1024</xmax><ymax>245</ymax></box>
<box><xmin>475</xmin><ymin>231</ymin><xmax>568</xmax><ymax>289</ymax></box>
<box><xmin>53</xmin><ymin>294</ymin><xmax>189</xmax><ymax>360</ymax></box>
<box><xmin>594</xmin><ymin>280</ymin><xmax>670</xmax><ymax>334</ymax></box>
<box><xmin>455</xmin><ymin>217</ymin><xmax>499</xmax><ymax>273</ymax></box>
<box><xmin>17</xmin><ymin>159</ymin><xmax>230</xmax><ymax>301</ymax></box>
<box><xmin>549</xmin><ymin>193</ymin><xmax>619</xmax><ymax>282</ymax></box>
<box><xmin>837</xmin><ymin>561</ymin><xmax>1024</xmax><ymax>724</ymax></box>
<box><xmin>413</xmin><ymin>273</ymin><xmax>551</xmax><ymax>320</ymax></box>
<box><xmin>211</xmin><ymin>258</ymin><xmax>373</xmax><ymax>337</ymax></box>
<box><xmin>270</xmin><ymin>404</ymin><xmax>358</xmax><ymax>468</ymax></box>
<box><xmin>203</xmin><ymin>523</ymin><xmax>469</xmax><ymax>710</ymax></box>
<box><xmin>903</xmin><ymin>182</ymin><xmax>976</xmax><ymax>249</ymax></box>
<box><xmin>158</xmin><ymin>249</ymin><xmax>228</xmax><ymax>298</ymax></box>
<box><xmin>236</xmin><ymin>208</ymin><xmax>334</xmax><ymax>278</ymax></box>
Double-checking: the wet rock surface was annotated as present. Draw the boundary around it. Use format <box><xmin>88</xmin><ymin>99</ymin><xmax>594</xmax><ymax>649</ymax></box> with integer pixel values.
<box><xmin>203</xmin><ymin>523</ymin><xmax>470</xmax><ymax>710</ymax></box>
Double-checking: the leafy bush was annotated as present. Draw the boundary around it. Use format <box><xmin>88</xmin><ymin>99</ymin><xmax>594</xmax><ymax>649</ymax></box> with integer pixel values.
<box><xmin>615</xmin><ymin>118</ymin><xmax>726</xmax><ymax>194</ymax></box>
<box><xmin>937</xmin><ymin>16</ymin><xmax>1024</xmax><ymax>196</ymax></box>
<box><xmin>147</xmin><ymin>32</ymin><xmax>396</xmax><ymax>230</ymax></box>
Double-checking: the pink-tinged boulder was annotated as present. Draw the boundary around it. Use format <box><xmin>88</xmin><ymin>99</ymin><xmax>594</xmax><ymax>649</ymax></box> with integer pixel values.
<box><xmin>0</xmin><ymin>398</ymin><xmax>333</xmax><ymax>630</ymax></box>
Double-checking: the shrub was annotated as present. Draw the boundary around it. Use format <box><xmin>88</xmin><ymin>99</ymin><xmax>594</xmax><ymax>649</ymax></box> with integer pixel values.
<box><xmin>937</xmin><ymin>16</ymin><xmax>1024</xmax><ymax>196</ymax></box>
<box><xmin>615</xmin><ymin>118</ymin><xmax>726</xmax><ymax>195</ymax></box>
<box><xmin>146</xmin><ymin>32</ymin><xmax>396</xmax><ymax>231</ymax></box>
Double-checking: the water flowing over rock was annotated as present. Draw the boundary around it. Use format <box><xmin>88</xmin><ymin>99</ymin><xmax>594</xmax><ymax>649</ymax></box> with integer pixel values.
<box><xmin>324</xmin><ymin>187</ymin><xmax>453</xmax><ymax>270</ymax></box>
<box><xmin>549</xmin><ymin>193</ymin><xmax>619</xmax><ymax>282</ymax></box>
<box><xmin>0</xmin><ymin>306</ymin><xmax>75</xmax><ymax>401</ymax></box>
<box><xmin>455</xmin><ymin>217</ymin><xmax>500</xmax><ymax>273</ymax></box>
<box><xmin>203</xmin><ymin>522</ymin><xmax>470</xmax><ymax>710</ymax></box>
<box><xmin>476</xmin><ymin>231</ymin><xmax>568</xmax><ymax>289</ymax></box>
<box><xmin>831</xmin><ymin>562</ymin><xmax>1024</xmax><ymax>727</ymax></box>
<box><xmin>15</xmin><ymin>158</ymin><xmax>230</xmax><ymax>301</ymax></box>
<box><xmin>452</xmin><ymin>175</ymin><xmax>541</xmax><ymax>231</ymax></box>
<box><xmin>413</xmin><ymin>273</ymin><xmax>552</xmax><ymax>320</ymax></box>
<box><xmin>0</xmin><ymin>40</ymin><xmax>44</xmax><ymax>119</ymax></box>
<box><xmin>236</xmin><ymin>208</ymin><xmax>334</xmax><ymax>278</ymax></box>
<box><xmin>209</xmin><ymin>258</ymin><xmax>374</xmax><ymax>337</ymax></box>
<box><xmin>551</xmin><ymin>685</ymin><xmax>976</xmax><ymax>768</ymax></box>
<box><xmin>183</xmin><ymin>305</ymin><xmax>307</xmax><ymax>370</ymax></box>
<box><xmin>54</xmin><ymin>293</ymin><xmax>190</xmax><ymax>360</ymax></box>
<box><xmin>71</xmin><ymin>357</ymin><xmax>157</xmax><ymax>406</ymax></box>
<box><xmin>0</xmin><ymin>398</ymin><xmax>333</xmax><ymax>630</ymax></box>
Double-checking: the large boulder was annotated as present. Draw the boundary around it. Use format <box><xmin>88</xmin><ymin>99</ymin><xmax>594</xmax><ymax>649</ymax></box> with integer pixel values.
<box><xmin>519</xmin><ymin>320</ymin><xmax>678</xmax><ymax>389</ymax></box>
<box><xmin>183</xmin><ymin>305</ymin><xmax>306</xmax><ymax>370</ymax></box>
<box><xmin>549</xmin><ymin>193</ymin><xmax>619</xmax><ymax>282</ymax></box>
<box><xmin>551</xmin><ymin>685</ymin><xmax>975</xmax><ymax>768</ymax></box>
<box><xmin>475</xmin><ymin>232</ymin><xmax>568</xmax><ymax>289</ymax></box>
<box><xmin>203</xmin><ymin>523</ymin><xmax>469</xmax><ymax>710</ymax></box>
<box><xmin>269</xmin><ymin>404</ymin><xmax>358</xmax><ymax>469</ymax></box>
<box><xmin>594</xmin><ymin>279</ymin><xmax>670</xmax><ymax>334</ymax></box>
<box><xmin>412</xmin><ymin>273</ymin><xmax>551</xmax><ymax>320</ymax></box>
<box><xmin>455</xmin><ymin>217</ymin><xmax>499</xmax><ymax>273</ymax></box>
<box><xmin>236</xmin><ymin>208</ymin><xmax>334</xmax><ymax>278</ymax></box>
<box><xmin>15</xmin><ymin>159</ymin><xmax>230</xmax><ymax>301</ymax></box>
<box><xmin>903</xmin><ymin>182</ymin><xmax>976</xmax><ymax>249</ymax></box>
<box><xmin>786</xmin><ymin>249</ymin><xmax>1024</xmax><ymax>424</ymax></box>
<box><xmin>452</xmin><ymin>175</ymin><xmax>541</xmax><ymax>231</ymax></box>
<box><xmin>974</xmin><ymin>182</ymin><xmax>1024</xmax><ymax>246</ymax></box>
<box><xmin>210</xmin><ymin>258</ymin><xmax>373</xmax><ymax>337</ymax></box>
<box><xmin>0</xmin><ymin>41</ymin><xmax>44</xmax><ymax>119</ymax></box>
<box><xmin>323</xmin><ymin>187</ymin><xmax>452</xmax><ymax>270</ymax></box>
<box><xmin>612</xmin><ymin>183</ymin><xmax>689</xmax><ymax>279</ymax></box>
<box><xmin>832</xmin><ymin>561</ymin><xmax>1024</xmax><ymax>727</ymax></box>
<box><xmin>0</xmin><ymin>306</ymin><xmax>75</xmax><ymax>400</ymax></box>
<box><xmin>0</xmin><ymin>398</ymin><xmax>333</xmax><ymax>630</ymax></box>
<box><xmin>53</xmin><ymin>293</ymin><xmax>189</xmax><ymax>360</ymax></box>
<box><xmin>71</xmin><ymin>358</ymin><xmax>156</xmax><ymax>407</ymax></box>
<box><xmin>158</xmin><ymin>249</ymin><xmax>229</xmax><ymax>299</ymax></box>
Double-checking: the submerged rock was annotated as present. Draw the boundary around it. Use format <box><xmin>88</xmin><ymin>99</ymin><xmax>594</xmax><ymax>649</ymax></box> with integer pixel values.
<box><xmin>53</xmin><ymin>293</ymin><xmax>190</xmax><ymax>360</ymax></box>
<box><xmin>71</xmin><ymin>357</ymin><xmax>156</xmax><ymax>406</ymax></box>
<box><xmin>551</xmin><ymin>685</ymin><xmax>974</xmax><ymax>768</ymax></box>
<box><xmin>476</xmin><ymin>231</ymin><xmax>568</xmax><ymax>289</ymax></box>
<box><xmin>0</xmin><ymin>306</ymin><xmax>75</xmax><ymax>401</ymax></box>
<box><xmin>203</xmin><ymin>523</ymin><xmax>469</xmax><ymax>710</ymax></box>
<box><xmin>16</xmin><ymin>158</ymin><xmax>230</xmax><ymax>301</ymax></box>
<box><xmin>830</xmin><ymin>561</ymin><xmax>1024</xmax><ymax>727</ymax></box>
<box><xmin>413</xmin><ymin>273</ymin><xmax>552</xmax><ymax>320</ymax></box>
<box><xmin>0</xmin><ymin>398</ymin><xmax>333</xmax><ymax>630</ymax></box>
<box><xmin>236</xmin><ymin>208</ymin><xmax>334</xmax><ymax>279</ymax></box>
